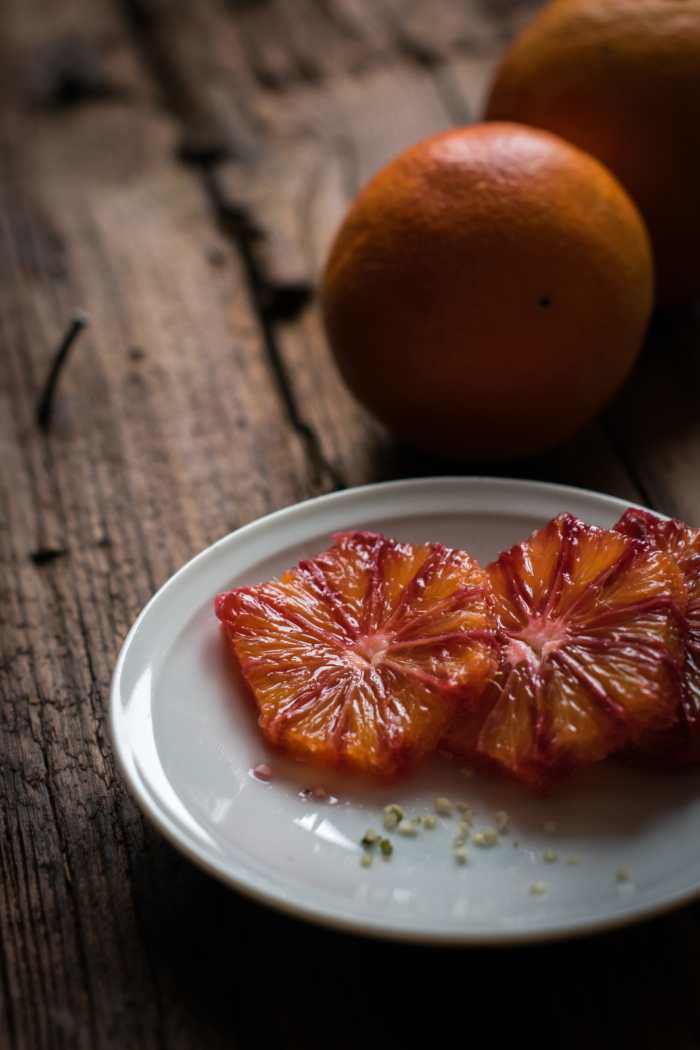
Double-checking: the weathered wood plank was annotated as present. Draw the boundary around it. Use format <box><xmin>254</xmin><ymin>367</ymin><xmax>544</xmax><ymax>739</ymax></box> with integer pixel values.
<box><xmin>217</xmin><ymin>59</ymin><xmax>459</xmax><ymax>489</ymax></box>
<box><xmin>605</xmin><ymin>312</ymin><xmax>700</xmax><ymax>526</ymax></box>
<box><xmin>2</xmin><ymin>1</ymin><xmax>700</xmax><ymax>1048</ymax></box>
<box><xmin>118</xmin><ymin>0</ymin><xmax>648</xmax><ymax>504</ymax></box>
<box><xmin>0</xmin><ymin>1</ymin><xmax>317</xmax><ymax>1046</ymax></box>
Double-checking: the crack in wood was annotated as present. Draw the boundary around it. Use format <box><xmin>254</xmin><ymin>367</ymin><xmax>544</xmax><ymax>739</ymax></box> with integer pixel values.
<box><xmin>203</xmin><ymin>168</ymin><xmax>345</xmax><ymax>492</ymax></box>
<box><xmin>113</xmin><ymin>0</ymin><xmax>345</xmax><ymax>493</ymax></box>
<box><xmin>25</xmin><ymin>34</ymin><xmax>118</xmax><ymax>110</ymax></box>
<box><xmin>116</xmin><ymin>0</ymin><xmax>261</xmax><ymax>162</ymax></box>
<box><xmin>29</xmin><ymin>549</ymin><xmax>69</xmax><ymax>566</ymax></box>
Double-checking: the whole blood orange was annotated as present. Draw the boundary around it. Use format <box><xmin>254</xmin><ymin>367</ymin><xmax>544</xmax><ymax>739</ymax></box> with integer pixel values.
<box><xmin>321</xmin><ymin>123</ymin><xmax>652</xmax><ymax>462</ymax></box>
<box><xmin>215</xmin><ymin>531</ymin><xmax>499</xmax><ymax>782</ymax></box>
<box><xmin>615</xmin><ymin>508</ymin><xmax>700</xmax><ymax>766</ymax></box>
<box><xmin>485</xmin><ymin>0</ymin><xmax>700</xmax><ymax>308</ymax></box>
<box><xmin>441</xmin><ymin>513</ymin><xmax>687</xmax><ymax>793</ymax></box>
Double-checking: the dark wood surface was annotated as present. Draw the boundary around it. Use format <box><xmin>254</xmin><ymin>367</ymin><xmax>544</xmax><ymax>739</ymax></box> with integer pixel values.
<box><xmin>3</xmin><ymin>1</ymin><xmax>700</xmax><ymax>1046</ymax></box>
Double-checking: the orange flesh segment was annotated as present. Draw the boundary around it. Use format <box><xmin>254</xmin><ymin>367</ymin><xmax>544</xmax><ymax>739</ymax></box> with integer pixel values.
<box><xmin>216</xmin><ymin>531</ymin><xmax>498</xmax><ymax>782</ymax></box>
<box><xmin>442</xmin><ymin>512</ymin><xmax>687</xmax><ymax>793</ymax></box>
<box><xmin>615</xmin><ymin>508</ymin><xmax>700</xmax><ymax>766</ymax></box>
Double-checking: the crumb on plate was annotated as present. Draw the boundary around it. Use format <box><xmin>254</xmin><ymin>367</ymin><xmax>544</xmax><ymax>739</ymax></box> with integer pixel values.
<box><xmin>473</xmin><ymin>828</ymin><xmax>498</xmax><ymax>848</ymax></box>
<box><xmin>398</xmin><ymin>817</ymin><xmax>421</xmax><ymax>836</ymax></box>
<box><xmin>495</xmin><ymin>810</ymin><xmax>509</xmax><ymax>833</ymax></box>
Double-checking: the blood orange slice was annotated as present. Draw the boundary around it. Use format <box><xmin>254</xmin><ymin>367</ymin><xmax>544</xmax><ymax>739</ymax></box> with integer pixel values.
<box><xmin>441</xmin><ymin>512</ymin><xmax>687</xmax><ymax>793</ymax></box>
<box><xmin>615</xmin><ymin>508</ymin><xmax>700</xmax><ymax>766</ymax></box>
<box><xmin>215</xmin><ymin>531</ymin><xmax>499</xmax><ymax>782</ymax></box>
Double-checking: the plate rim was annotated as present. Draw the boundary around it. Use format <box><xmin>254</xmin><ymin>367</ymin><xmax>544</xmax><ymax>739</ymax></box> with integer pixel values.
<box><xmin>111</xmin><ymin>475</ymin><xmax>700</xmax><ymax>946</ymax></box>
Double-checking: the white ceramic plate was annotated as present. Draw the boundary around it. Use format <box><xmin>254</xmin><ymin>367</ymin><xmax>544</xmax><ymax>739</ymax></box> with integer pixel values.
<box><xmin>110</xmin><ymin>476</ymin><xmax>700</xmax><ymax>944</ymax></box>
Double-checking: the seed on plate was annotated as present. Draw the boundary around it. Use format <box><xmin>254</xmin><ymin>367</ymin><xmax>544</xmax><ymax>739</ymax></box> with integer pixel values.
<box><xmin>398</xmin><ymin>818</ymin><xmax>421</xmax><ymax>836</ymax></box>
<box><xmin>435</xmin><ymin>797</ymin><xmax>453</xmax><ymax>815</ymax></box>
<box><xmin>530</xmin><ymin>882</ymin><xmax>547</xmax><ymax>895</ymax></box>
<box><xmin>423</xmin><ymin>814</ymin><xmax>437</xmax><ymax>830</ymax></box>
<box><xmin>543</xmin><ymin>821</ymin><xmax>557</xmax><ymax>835</ymax></box>
<box><xmin>361</xmin><ymin>827</ymin><xmax>381</xmax><ymax>846</ymax></box>
<box><xmin>383</xmin><ymin>804</ymin><xmax>403</xmax><ymax>830</ymax></box>
<box><xmin>454</xmin><ymin>834</ymin><xmax>467</xmax><ymax>848</ymax></box>
<box><xmin>494</xmin><ymin>810</ymin><xmax>509</xmax><ymax>833</ymax></box>
<box><xmin>458</xmin><ymin>821</ymin><xmax>471</xmax><ymax>837</ymax></box>
<box><xmin>543</xmin><ymin>849</ymin><xmax>559</xmax><ymax>863</ymax></box>
<box><xmin>360</xmin><ymin>853</ymin><xmax>373</xmax><ymax>868</ymax></box>
<box><xmin>455</xmin><ymin>800</ymin><xmax>470</xmax><ymax>812</ymax></box>
<box><xmin>380</xmin><ymin>838</ymin><xmax>393</xmax><ymax>859</ymax></box>
<box><xmin>473</xmin><ymin>828</ymin><xmax>498</xmax><ymax>847</ymax></box>
<box><xmin>615</xmin><ymin>866</ymin><xmax>630</xmax><ymax>883</ymax></box>
<box><xmin>455</xmin><ymin>846</ymin><xmax>468</xmax><ymax>865</ymax></box>
<box><xmin>566</xmin><ymin>854</ymin><xmax>580</xmax><ymax>865</ymax></box>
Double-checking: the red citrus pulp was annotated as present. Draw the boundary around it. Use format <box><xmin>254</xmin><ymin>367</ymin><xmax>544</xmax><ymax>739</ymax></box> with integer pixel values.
<box><xmin>216</xmin><ymin>531</ymin><xmax>499</xmax><ymax>782</ymax></box>
<box><xmin>441</xmin><ymin>513</ymin><xmax>688</xmax><ymax>793</ymax></box>
<box><xmin>615</xmin><ymin>508</ymin><xmax>700</xmax><ymax>766</ymax></box>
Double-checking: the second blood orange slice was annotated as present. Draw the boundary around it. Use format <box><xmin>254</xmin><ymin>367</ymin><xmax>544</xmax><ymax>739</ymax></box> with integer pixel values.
<box><xmin>442</xmin><ymin>513</ymin><xmax>688</xmax><ymax>793</ymax></box>
<box><xmin>615</xmin><ymin>508</ymin><xmax>700</xmax><ymax>766</ymax></box>
<box><xmin>216</xmin><ymin>531</ymin><xmax>499</xmax><ymax>782</ymax></box>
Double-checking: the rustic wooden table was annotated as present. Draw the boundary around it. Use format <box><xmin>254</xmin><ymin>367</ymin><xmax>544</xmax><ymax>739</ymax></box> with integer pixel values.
<box><xmin>3</xmin><ymin>0</ymin><xmax>700</xmax><ymax>1046</ymax></box>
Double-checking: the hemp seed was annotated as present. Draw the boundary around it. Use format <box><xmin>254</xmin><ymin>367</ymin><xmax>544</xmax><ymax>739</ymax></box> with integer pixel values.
<box><xmin>472</xmin><ymin>828</ymin><xmax>498</xmax><ymax>848</ymax></box>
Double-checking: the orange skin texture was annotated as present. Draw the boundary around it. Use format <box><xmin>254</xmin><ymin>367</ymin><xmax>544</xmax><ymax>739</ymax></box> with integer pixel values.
<box><xmin>322</xmin><ymin>123</ymin><xmax>653</xmax><ymax>462</ymax></box>
<box><xmin>485</xmin><ymin>0</ymin><xmax>700</xmax><ymax>308</ymax></box>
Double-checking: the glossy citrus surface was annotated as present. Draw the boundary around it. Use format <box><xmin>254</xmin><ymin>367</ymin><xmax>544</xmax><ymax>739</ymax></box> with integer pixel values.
<box><xmin>322</xmin><ymin>123</ymin><xmax>652</xmax><ymax>462</ymax></box>
<box><xmin>486</xmin><ymin>0</ymin><xmax>700</xmax><ymax>307</ymax></box>
<box><xmin>615</xmin><ymin>508</ymin><xmax>700</xmax><ymax>766</ymax></box>
<box><xmin>441</xmin><ymin>513</ymin><xmax>687</xmax><ymax>793</ymax></box>
<box><xmin>215</xmin><ymin>531</ymin><xmax>498</xmax><ymax>782</ymax></box>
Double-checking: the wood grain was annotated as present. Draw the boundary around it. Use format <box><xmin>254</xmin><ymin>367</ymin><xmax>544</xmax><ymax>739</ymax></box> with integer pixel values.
<box><xmin>2</xmin><ymin>0</ymin><xmax>700</xmax><ymax>1046</ymax></box>
<box><xmin>0</xmin><ymin>1</ymin><xmax>311</xmax><ymax>1046</ymax></box>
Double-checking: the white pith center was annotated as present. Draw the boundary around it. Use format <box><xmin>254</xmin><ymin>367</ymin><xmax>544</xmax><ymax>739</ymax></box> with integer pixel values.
<box><xmin>348</xmin><ymin>633</ymin><xmax>390</xmax><ymax>669</ymax></box>
<box><xmin>507</xmin><ymin>616</ymin><xmax>567</xmax><ymax>664</ymax></box>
